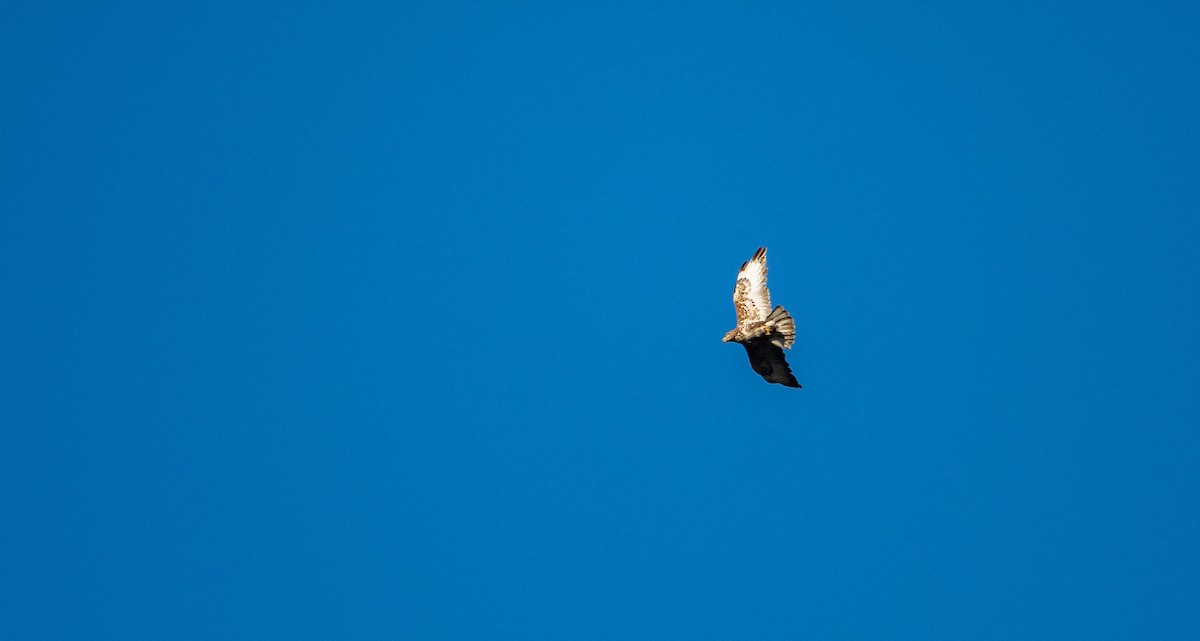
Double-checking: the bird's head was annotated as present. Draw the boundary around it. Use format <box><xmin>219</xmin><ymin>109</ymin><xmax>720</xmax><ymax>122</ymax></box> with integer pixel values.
<box><xmin>722</xmin><ymin>329</ymin><xmax>738</xmax><ymax>343</ymax></box>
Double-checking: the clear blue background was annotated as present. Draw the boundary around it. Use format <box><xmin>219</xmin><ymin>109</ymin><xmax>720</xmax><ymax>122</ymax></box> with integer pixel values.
<box><xmin>4</xmin><ymin>1</ymin><xmax>1198</xmax><ymax>638</ymax></box>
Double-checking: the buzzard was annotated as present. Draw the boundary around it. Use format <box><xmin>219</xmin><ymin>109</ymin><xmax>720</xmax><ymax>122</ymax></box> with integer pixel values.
<box><xmin>722</xmin><ymin>247</ymin><xmax>801</xmax><ymax>388</ymax></box>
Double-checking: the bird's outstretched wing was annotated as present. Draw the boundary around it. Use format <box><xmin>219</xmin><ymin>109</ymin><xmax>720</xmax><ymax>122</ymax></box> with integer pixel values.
<box><xmin>743</xmin><ymin>338</ymin><xmax>801</xmax><ymax>387</ymax></box>
<box><xmin>733</xmin><ymin>246</ymin><xmax>772</xmax><ymax>324</ymax></box>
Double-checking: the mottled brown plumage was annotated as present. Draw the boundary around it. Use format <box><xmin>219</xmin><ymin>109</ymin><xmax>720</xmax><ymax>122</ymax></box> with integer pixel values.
<box><xmin>722</xmin><ymin>247</ymin><xmax>801</xmax><ymax>388</ymax></box>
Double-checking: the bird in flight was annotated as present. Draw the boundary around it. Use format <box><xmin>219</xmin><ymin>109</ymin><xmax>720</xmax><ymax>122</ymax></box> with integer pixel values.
<box><xmin>722</xmin><ymin>247</ymin><xmax>801</xmax><ymax>387</ymax></box>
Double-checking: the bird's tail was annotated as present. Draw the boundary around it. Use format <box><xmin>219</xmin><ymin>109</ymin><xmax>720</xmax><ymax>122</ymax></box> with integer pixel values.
<box><xmin>766</xmin><ymin>306</ymin><xmax>796</xmax><ymax>349</ymax></box>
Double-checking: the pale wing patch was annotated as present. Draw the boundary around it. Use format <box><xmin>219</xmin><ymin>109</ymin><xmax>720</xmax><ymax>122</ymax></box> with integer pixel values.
<box><xmin>733</xmin><ymin>246</ymin><xmax>772</xmax><ymax>323</ymax></box>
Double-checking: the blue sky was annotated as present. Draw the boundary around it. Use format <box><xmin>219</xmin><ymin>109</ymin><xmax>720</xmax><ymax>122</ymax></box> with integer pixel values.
<box><xmin>4</xmin><ymin>1</ymin><xmax>1199</xmax><ymax>638</ymax></box>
